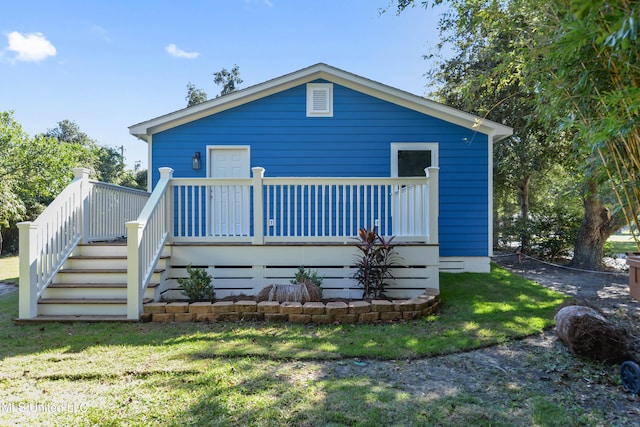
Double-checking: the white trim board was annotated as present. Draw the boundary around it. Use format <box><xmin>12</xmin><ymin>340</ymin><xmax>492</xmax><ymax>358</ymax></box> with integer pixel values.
<box><xmin>439</xmin><ymin>257</ymin><xmax>491</xmax><ymax>273</ymax></box>
<box><xmin>130</xmin><ymin>63</ymin><xmax>513</xmax><ymax>142</ymax></box>
<box><xmin>391</xmin><ymin>142</ymin><xmax>439</xmax><ymax>177</ymax></box>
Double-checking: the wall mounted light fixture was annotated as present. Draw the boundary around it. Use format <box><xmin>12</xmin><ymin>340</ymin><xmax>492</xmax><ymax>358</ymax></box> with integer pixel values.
<box><xmin>192</xmin><ymin>152</ymin><xmax>201</xmax><ymax>170</ymax></box>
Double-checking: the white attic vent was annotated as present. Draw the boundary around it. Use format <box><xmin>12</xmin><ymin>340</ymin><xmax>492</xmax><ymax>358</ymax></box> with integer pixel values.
<box><xmin>306</xmin><ymin>83</ymin><xmax>333</xmax><ymax>117</ymax></box>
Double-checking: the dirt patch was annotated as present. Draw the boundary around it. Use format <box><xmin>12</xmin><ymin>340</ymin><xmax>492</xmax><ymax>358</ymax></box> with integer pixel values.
<box><xmin>0</xmin><ymin>283</ymin><xmax>17</xmax><ymax>296</ymax></box>
<box><xmin>495</xmin><ymin>253</ymin><xmax>640</xmax><ymax>353</ymax></box>
<box><xmin>311</xmin><ymin>254</ymin><xmax>640</xmax><ymax>425</ymax></box>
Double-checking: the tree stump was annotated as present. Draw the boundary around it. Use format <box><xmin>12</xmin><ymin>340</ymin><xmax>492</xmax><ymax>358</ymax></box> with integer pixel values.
<box><xmin>256</xmin><ymin>282</ymin><xmax>322</xmax><ymax>304</ymax></box>
<box><xmin>555</xmin><ymin>305</ymin><xmax>630</xmax><ymax>363</ymax></box>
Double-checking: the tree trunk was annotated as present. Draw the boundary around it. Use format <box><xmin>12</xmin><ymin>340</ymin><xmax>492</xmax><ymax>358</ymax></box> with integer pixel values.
<box><xmin>570</xmin><ymin>180</ymin><xmax>621</xmax><ymax>270</ymax></box>
<box><xmin>555</xmin><ymin>305</ymin><xmax>629</xmax><ymax>362</ymax></box>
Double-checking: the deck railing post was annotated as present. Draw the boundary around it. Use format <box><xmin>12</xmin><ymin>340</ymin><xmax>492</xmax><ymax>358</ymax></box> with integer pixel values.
<box><xmin>159</xmin><ymin>167</ymin><xmax>174</xmax><ymax>243</ymax></box>
<box><xmin>74</xmin><ymin>167</ymin><xmax>91</xmax><ymax>244</ymax></box>
<box><xmin>252</xmin><ymin>167</ymin><xmax>265</xmax><ymax>245</ymax></box>
<box><xmin>18</xmin><ymin>222</ymin><xmax>38</xmax><ymax>319</ymax></box>
<box><xmin>426</xmin><ymin>167</ymin><xmax>439</xmax><ymax>244</ymax></box>
<box><xmin>126</xmin><ymin>221</ymin><xmax>144</xmax><ymax>320</ymax></box>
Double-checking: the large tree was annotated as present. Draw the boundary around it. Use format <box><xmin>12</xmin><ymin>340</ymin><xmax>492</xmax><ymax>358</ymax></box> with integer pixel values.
<box><xmin>186</xmin><ymin>82</ymin><xmax>208</xmax><ymax>107</ymax></box>
<box><xmin>213</xmin><ymin>64</ymin><xmax>243</xmax><ymax>97</ymax></box>
<box><xmin>1</xmin><ymin>115</ymin><xmax>147</xmax><ymax>253</ymax></box>
<box><xmin>45</xmin><ymin>120</ymin><xmax>143</xmax><ymax>188</ymax></box>
<box><xmin>398</xmin><ymin>0</ymin><xmax>574</xmax><ymax>253</ymax></box>
<box><xmin>185</xmin><ymin>65</ymin><xmax>242</xmax><ymax>106</ymax></box>
<box><xmin>0</xmin><ymin>112</ymin><xmax>82</xmax><ymax>253</ymax></box>
<box><xmin>396</xmin><ymin>0</ymin><xmax>634</xmax><ymax>269</ymax></box>
<box><xmin>533</xmin><ymin>0</ymin><xmax>640</xmax><ymax>267</ymax></box>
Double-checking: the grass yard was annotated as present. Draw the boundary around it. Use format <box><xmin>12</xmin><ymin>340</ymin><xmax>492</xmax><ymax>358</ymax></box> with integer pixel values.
<box><xmin>0</xmin><ymin>255</ymin><xmax>18</xmax><ymax>284</ymax></box>
<box><xmin>0</xmin><ymin>264</ymin><xmax>571</xmax><ymax>426</ymax></box>
<box><xmin>607</xmin><ymin>233</ymin><xmax>638</xmax><ymax>255</ymax></box>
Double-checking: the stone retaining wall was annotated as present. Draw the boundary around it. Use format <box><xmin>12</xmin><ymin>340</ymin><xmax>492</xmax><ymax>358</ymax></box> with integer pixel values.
<box><xmin>142</xmin><ymin>289</ymin><xmax>440</xmax><ymax>324</ymax></box>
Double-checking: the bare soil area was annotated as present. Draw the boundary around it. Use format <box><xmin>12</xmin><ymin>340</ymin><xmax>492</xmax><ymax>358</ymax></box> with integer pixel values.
<box><xmin>326</xmin><ymin>254</ymin><xmax>640</xmax><ymax>425</ymax></box>
<box><xmin>0</xmin><ymin>283</ymin><xmax>16</xmax><ymax>296</ymax></box>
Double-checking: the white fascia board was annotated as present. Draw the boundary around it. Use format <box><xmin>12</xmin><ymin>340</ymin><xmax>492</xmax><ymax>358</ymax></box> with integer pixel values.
<box><xmin>317</xmin><ymin>67</ymin><xmax>513</xmax><ymax>141</ymax></box>
<box><xmin>129</xmin><ymin>63</ymin><xmax>513</xmax><ymax>142</ymax></box>
<box><xmin>129</xmin><ymin>67</ymin><xmax>328</xmax><ymax>140</ymax></box>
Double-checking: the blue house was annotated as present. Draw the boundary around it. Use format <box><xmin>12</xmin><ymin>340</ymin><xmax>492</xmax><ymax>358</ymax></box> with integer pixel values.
<box><xmin>18</xmin><ymin>63</ymin><xmax>512</xmax><ymax>320</ymax></box>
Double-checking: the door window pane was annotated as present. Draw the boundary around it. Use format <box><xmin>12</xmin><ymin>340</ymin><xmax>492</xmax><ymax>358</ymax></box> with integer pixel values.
<box><xmin>398</xmin><ymin>150</ymin><xmax>432</xmax><ymax>177</ymax></box>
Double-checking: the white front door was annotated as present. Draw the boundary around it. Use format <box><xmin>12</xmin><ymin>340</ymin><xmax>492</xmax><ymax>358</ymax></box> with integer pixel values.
<box><xmin>209</xmin><ymin>147</ymin><xmax>250</xmax><ymax>236</ymax></box>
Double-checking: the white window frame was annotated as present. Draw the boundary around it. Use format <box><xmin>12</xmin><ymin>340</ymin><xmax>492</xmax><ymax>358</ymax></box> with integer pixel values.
<box><xmin>391</xmin><ymin>142</ymin><xmax>439</xmax><ymax>177</ymax></box>
<box><xmin>306</xmin><ymin>83</ymin><xmax>333</xmax><ymax>117</ymax></box>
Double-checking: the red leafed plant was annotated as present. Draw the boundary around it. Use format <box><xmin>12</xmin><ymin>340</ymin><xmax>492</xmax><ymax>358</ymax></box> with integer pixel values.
<box><xmin>353</xmin><ymin>227</ymin><xmax>403</xmax><ymax>299</ymax></box>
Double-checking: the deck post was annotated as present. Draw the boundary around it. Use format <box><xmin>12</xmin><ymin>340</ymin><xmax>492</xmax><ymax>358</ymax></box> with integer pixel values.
<box><xmin>252</xmin><ymin>167</ymin><xmax>265</xmax><ymax>245</ymax></box>
<box><xmin>426</xmin><ymin>167</ymin><xmax>439</xmax><ymax>244</ymax></box>
<box><xmin>73</xmin><ymin>167</ymin><xmax>91</xmax><ymax>244</ymax></box>
<box><xmin>18</xmin><ymin>222</ymin><xmax>38</xmax><ymax>319</ymax></box>
<box><xmin>126</xmin><ymin>221</ymin><xmax>144</xmax><ymax>320</ymax></box>
<box><xmin>159</xmin><ymin>167</ymin><xmax>174</xmax><ymax>244</ymax></box>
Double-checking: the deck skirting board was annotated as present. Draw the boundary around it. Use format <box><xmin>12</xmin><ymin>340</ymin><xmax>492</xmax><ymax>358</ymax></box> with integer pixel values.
<box><xmin>439</xmin><ymin>257</ymin><xmax>490</xmax><ymax>273</ymax></box>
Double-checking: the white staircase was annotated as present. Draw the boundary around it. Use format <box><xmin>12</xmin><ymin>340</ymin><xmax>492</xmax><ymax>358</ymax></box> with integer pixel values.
<box><xmin>31</xmin><ymin>243</ymin><xmax>168</xmax><ymax>321</ymax></box>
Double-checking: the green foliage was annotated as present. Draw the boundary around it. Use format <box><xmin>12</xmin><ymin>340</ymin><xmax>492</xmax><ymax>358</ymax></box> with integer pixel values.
<box><xmin>397</xmin><ymin>0</ymin><xmax>635</xmax><ymax>268</ymax></box>
<box><xmin>399</xmin><ymin>0</ymin><xmax>575</xmax><ymax>254</ymax></box>
<box><xmin>44</xmin><ymin>119</ymin><xmax>145</xmax><ymax>189</ymax></box>
<box><xmin>186</xmin><ymin>82</ymin><xmax>208</xmax><ymax>107</ymax></box>
<box><xmin>213</xmin><ymin>64</ymin><xmax>243</xmax><ymax>97</ymax></box>
<box><xmin>0</xmin><ymin>112</ymin><xmax>79</xmax><ymax>228</ymax></box>
<box><xmin>0</xmin><ymin>113</ymin><xmax>147</xmax><ymax>254</ymax></box>
<box><xmin>501</xmin><ymin>206</ymin><xmax>581</xmax><ymax>261</ymax></box>
<box><xmin>177</xmin><ymin>264</ymin><xmax>215</xmax><ymax>302</ymax></box>
<box><xmin>290</xmin><ymin>266</ymin><xmax>324</xmax><ymax>288</ymax></box>
<box><xmin>353</xmin><ymin>227</ymin><xmax>403</xmax><ymax>299</ymax></box>
<box><xmin>534</xmin><ymin>0</ymin><xmax>640</xmax><ymax>251</ymax></box>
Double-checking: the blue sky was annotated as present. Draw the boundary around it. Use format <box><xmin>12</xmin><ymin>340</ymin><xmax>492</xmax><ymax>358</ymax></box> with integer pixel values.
<box><xmin>1</xmin><ymin>0</ymin><xmax>444</xmax><ymax>169</ymax></box>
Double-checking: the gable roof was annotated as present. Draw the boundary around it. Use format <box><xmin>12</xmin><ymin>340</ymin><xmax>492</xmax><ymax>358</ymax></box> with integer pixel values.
<box><xmin>129</xmin><ymin>63</ymin><xmax>513</xmax><ymax>142</ymax></box>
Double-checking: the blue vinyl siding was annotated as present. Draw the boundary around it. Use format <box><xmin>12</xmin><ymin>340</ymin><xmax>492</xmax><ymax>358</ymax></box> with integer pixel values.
<box><xmin>152</xmin><ymin>82</ymin><xmax>490</xmax><ymax>257</ymax></box>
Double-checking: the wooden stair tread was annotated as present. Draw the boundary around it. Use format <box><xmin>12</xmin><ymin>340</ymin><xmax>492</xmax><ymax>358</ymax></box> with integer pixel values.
<box><xmin>58</xmin><ymin>268</ymin><xmax>165</xmax><ymax>274</ymax></box>
<box><xmin>39</xmin><ymin>297</ymin><xmax>154</xmax><ymax>303</ymax></box>
<box><xmin>80</xmin><ymin>242</ymin><xmax>127</xmax><ymax>246</ymax></box>
<box><xmin>68</xmin><ymin>255</ymin><xmax>170</xmax><ymax>260</ymax></box>
<box><xmin>69</xmin><ymin>255</ymin><xmax>127</xmax><ymax>260</ymax></box>
<box><xmin>39</xmin><ymin>298</ymin><xmax>127</xmax><ymax>304</ymax></box>
<box><xmin>15</xmin><ymin>315</ymin><xmax>134</xmax><ymax>323</ymax></box>
<box><xmin>49</xmin><ymin>282</ymin><xmax>160</xmax><ymax>288</ymax></box>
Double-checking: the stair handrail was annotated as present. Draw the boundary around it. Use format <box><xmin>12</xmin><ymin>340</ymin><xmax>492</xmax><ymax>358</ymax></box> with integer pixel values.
<box><xmin>126</xmin><ymin>167</ymin><xmax>173</xmax><ymax>319</ymax></box>
<box><xmin>18</xmin><ymin>168</ymin><xmax>91</xmax><ymax>319</ymax></box>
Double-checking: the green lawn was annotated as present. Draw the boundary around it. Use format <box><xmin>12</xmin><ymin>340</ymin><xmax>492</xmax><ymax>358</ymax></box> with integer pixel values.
<box><xmin>0</xmin><ymin>264</ymin><xmax>578</xmax><ymax>426</ymax></box>
<box><xmin>607</xmin><ymin>233</ymin><xmax>639</xmax><ymax>255</ymax></box>
<box><xmin>0</xmin><ymin>255</ymin><xmax>18</xmax><ymax>284</ymax></box>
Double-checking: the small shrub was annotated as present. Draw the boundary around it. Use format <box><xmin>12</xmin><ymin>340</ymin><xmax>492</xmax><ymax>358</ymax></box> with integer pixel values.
<box><xmin>177</xmin><ymin>264</ymin><xmax>215</xmax><ymax>302</ymax></box>
<box><xmin>290</xmin><ymin>266</ymin><xmax>324</xmax><ymax>287</ymax></box>
<box><xmin>353</xmin><ymin>227</ymin><xmax>403</xmax><ymax>299</ymax></box>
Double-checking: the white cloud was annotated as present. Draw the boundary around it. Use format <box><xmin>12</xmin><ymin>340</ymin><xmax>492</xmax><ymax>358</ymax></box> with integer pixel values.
<box><xmin>6</xmin><ymin>31</ymin><xmax>57</xmax><ymax>62</ymax></box>
<box><xmin>166</xmin><ymin>43</ymin><xmax>200</xmax><ymax>59</ymax></box>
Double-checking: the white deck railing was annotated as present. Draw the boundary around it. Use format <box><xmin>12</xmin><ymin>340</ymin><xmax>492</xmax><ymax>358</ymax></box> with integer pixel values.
<box><xmin>18</xmin><ymin>168</ymin><xmax>87</xmax><ymax>318</ymax></box>
<box><xmin>20</xmin><ymin>165</ymin><xmax>438</xmax><ymax>320</ymax></box>
<box><xmin>168</xmin><ymin>166</ymin><xmax>439</xmax><ymax>244</ymax></box>
<box><xmin>89</xmin><ymin>181</ymin><xmax>150</xmax><ymax>241</ymax></box>
<box><xmin>18</xmin><ymin>168</ymin><xmax>150</xmax><ymax>319</ymax></box>
<box><xmin>126</xmin><ymin>168</ymin><xmax>172</xmax><ymax>319</ymax></box>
